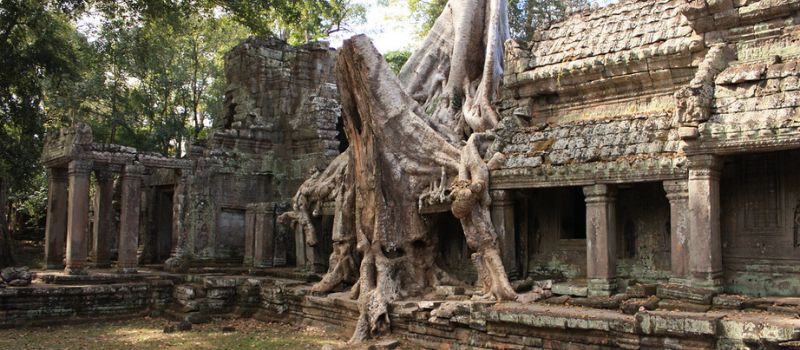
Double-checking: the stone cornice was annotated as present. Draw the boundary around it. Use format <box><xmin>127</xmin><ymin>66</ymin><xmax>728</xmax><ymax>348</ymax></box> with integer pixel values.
<box><xmin>490</xmin><ymin>157</ymin><xmax>688</xmax><ymax>190</ymax></box>
<box><xmin>686</xmin><ymin>124</ymin><xmax>800</xmax><ymax>155</ymax></box>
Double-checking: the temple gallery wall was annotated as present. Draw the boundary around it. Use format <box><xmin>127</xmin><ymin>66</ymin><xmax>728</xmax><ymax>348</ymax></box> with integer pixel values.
<box><xmin>12</xmin><ymin>0</ymin><xmax>800</xmax><ymax>348</ymax></box>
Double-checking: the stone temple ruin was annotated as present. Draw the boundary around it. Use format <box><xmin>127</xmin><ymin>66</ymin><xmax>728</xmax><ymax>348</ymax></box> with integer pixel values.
<box><xmin>5</xmin><ymin>0</ymin><xmax>800</xmax><ymax>348</ymax></box>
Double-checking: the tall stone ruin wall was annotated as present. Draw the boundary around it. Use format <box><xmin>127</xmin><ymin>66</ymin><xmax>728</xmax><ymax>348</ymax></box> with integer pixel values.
<box><xmin>181</xmin><ymin>37</ymin><xmax>343</xmax><ymax>262</ymax></box>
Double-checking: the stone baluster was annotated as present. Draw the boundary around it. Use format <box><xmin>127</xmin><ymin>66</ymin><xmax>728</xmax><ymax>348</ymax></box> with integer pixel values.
<box><xmin>687</xmin><ymin>154</ymin><xmax>724</xmax><ymax>290</ymax></box>
<box><xmin>490</xmin><ymin>189</ymin><xmax>519</xmax><ymax>280</ymax></box>
<box><xmin>664</xmin><ymin>180</ymin><xmax>690</xmax><ymax>284</ymax></box>
<box><xmin>583</xmin><ymin>184</ymin><xmax>617</xmax><ymax>296</ymax></box>
<box><xmin>118</xmin><ymin>164</ymin><xmax>143</xmax><ymax>273</ymax></box>
<box><xmin>65</xmin><ymin>159</ymin><xmax>93</xmax><ymax>275</ymax></box>
<box><xmin>44</xmin><ymin>167</ymin><xmax>69</xmax><ymax>269</ymax></box>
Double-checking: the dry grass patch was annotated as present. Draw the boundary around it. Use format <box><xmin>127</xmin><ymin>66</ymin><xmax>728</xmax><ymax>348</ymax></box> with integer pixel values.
<box><xmin>0</xmin><ymin>317</ymin><xmax>347</xmax><ymax>350</ymax></box>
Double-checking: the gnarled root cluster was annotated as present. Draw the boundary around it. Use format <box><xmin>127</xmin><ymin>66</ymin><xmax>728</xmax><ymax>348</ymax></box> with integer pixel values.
<box><xmin>451</xmin><ymin>133</ymin><xmax>516</xmax><ymax>301</ymax></box>
<box><xmin>277</xmin><ymin>151</ymin><xmax>358</xmax><ymax>293</ymax></box>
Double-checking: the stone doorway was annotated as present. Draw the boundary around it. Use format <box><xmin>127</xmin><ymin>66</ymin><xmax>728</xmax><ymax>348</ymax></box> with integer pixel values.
<box><xmin>142</xmin><ymin>185</ymin><xmax>174</xmax><ymax>264</ymax></box>
<box><xmin>614</xmin><ymin>182</ymin><xmax>671</xmax><ymax>286</ymax></box>
<box><xmin>216</xmin><ymin>208</ymin><xmax>247</xmax><ymax>263</ymax></box>
<box><xmin>721</xmin><ymin>148</ymin><xmax>800</xmax><ymax>296</ymax></box>
<box><xmin>514</xmin><ymin>187</ymin><xmax>587</xmax><ymax>281</ymax></box>
<box><xmin>430</xmin><ymin>212</ymin><xmax>477</xmax><ymax>285</ymax></box>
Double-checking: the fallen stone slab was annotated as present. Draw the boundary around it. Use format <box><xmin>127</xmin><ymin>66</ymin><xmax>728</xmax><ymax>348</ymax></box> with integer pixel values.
<box><xmin>637</xmin><ymin>310</ymin><xmax>721</xmax><ymax>336</ymax></box>
<box><xmin>184</xmin><ymin>312</ymin><xmax>210</xmax><ymax>324</ymax></box>
<box><xmin>552</xmin><ymin>282</ymin><xmax>588</xmax><ymax>297</ymax></box>
<box><xmin>718</xmin><ymin>314</ymin><xmax>800</xmax><ymax>344</ymax></box>
<box><xmin>435</xmin><ymin>285</ymin><xmax>465</xmax><ymax>297</ymax></box>
<box><xmin>625</xmin><ymin>283</ymin><xmax>657</xmax><ymax>298</ymax></box>
<box><xmin>367</xmin><ymin>339</ymin><xmax>400</xmax><ymax>350</ymax></box>
<box><xmin>712</xmin><ymin>294</ymin><xmax>749</xmax><ymax>310</ymax></box>
<box><xmin>202</xmin><ymin>277</ymin><xmax>243</xmax><ymax>288</ymax></box>
<box><xmin>657</xmin><ymin>299</ymin><xmax>712</xmax><ymax>313</ymax></box>
<box><xmin>567</xmin><ymin>294</ymin><xmax>627</xmax><ymax>310</ymax></box>
<box><xmin>742</xmin><ymin>296</ymin><xmax>781</xmax><ymax>311</ymax></box>
<box><xmin>512</xmin><ymin>279</ymin><xmax>534</xmax><ymax>293</ymax></box>
<box><xmin>657</xmin><ymin>283</ymin><xmax>716</xmax><ymax>305</ymax></box>
<box><xmin>621</xmin><ymin>296</ymin><xmax>659</xmax><ymax>315</ymax></box>
<box><xmin>540</xmin><ymin>295</ymin><xmax>570</xmax><ymax>305</ymax></box>
<box><xmin>767</xmin><ymin>305</ymin><xmax>800</xmax><ymax>317</ymax></box>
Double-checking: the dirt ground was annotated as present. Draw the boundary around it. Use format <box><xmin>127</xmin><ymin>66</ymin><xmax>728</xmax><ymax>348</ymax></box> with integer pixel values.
<box><xmin>0</xmin><ymin>317</ymin><xmax>350</xmax><ymax>350</ymax></box>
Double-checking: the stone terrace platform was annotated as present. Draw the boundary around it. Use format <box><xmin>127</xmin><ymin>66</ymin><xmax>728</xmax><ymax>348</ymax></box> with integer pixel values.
<box><xmin>2</xmin><ymin>269</ymin><xmax>800</xmax><ymax>349</ymax></box>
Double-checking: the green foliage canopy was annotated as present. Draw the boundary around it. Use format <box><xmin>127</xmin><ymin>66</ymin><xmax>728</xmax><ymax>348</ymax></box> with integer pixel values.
<box><xmin>406</xmin><ymin>0</ymin><xmax>592</xmax><ymax>41</ymax></box>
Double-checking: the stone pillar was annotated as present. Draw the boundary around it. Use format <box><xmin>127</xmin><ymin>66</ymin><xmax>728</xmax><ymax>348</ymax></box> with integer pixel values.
<box><xmin>164</xmin><ymin>171</ymin><xmax>191</xmax><ymax>272</ymax></box>
<box><xmin>91</xmin><ymin>169</ymin><xmax>114</xmax><ymax>268</ymax></box>
<box><xmin>687</xmin><ymin>154</ymin><xmax>724</xmax><ymax>290</ymax></box>
<box><xmin>490</xmin><ymin>190</ymin><xmax>518</xmax><ymax>279</ymax></box>
<box><xmin>294</xmin><ymin>223</ymin><xmax>307</xmax><ymax>268</ymax></box>
<box><xmin>243</xmin><ymin>204</ymin><xmax>257</xmax><ymax>267</ymax></box>
<box><xmin>65</xmin><ymin>160</ymin><xmax>92</xmax><ymax>275</ymax></box>
<box><xmin>253</xmin><ymin>204</ymin><xmax>276</xmax><ymax>268</ymax></box>
<box><xmin>118</xmin><ymin>164</ymin><xmax>143</xmax><ymax>273</ymax></box>
<box><xmin>44</xmin><ymin>168</ymin><xmax>68</xmax><ymax>269</ymax></box>
<box><xmin>583</xmin><ymin>184</ymin><xmax>617</xmax><ymax>296</ymax></box>
<box><xmin>273</xmin><ymin>204</ymin><xmax>289</xmax><ymax>267</ymax></box>
<box><xmin>171</xmin><ymin>171</ymin><xmax>189</xmax><ymax>257</ymax></box>
<box><xmin>664</xmin><ymin>180</ymin><xmax>690</xmax><ymax>284</ymax></box>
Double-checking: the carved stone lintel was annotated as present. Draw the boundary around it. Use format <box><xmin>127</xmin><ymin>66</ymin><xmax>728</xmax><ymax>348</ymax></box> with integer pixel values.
<box><xmin>68</xmin><ymin>159</ymin><xmax>93</xmax><ymax>175</ymax></box>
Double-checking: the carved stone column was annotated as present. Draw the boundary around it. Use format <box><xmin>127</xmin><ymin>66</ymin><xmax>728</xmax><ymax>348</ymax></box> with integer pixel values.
<box><xmin>583</xmin><ymin>184</ymin><xmax>617</xmax><ymax>297</ymax></box>
<box><xmin>65</xmin><ymin>160</ymin><xmax>92</xmax><ymax>275</ymax></box>
<box><xmin>253</xmin><ymin>204</ymin><xmax>276</xmax><ymax>268</ymax></box>
<box><xmin>664</xmin><ymin>180</ymin><xmax>690</xmax><ymax>284</ymax></box>
<box><xmin>273</xmin><ymin>204</ymin><xmax>289</xmax><ymax>267</ymax></box>
<box><xmin>44</xmin><ymin>168</ymin><xmax>68</xmax><ymax>269</ymax></box>
<box><xmin>91</xmin><ymin>169</ymin><xmax>114</xmax><ymax>268</ymax></box>
<box><xmin>490</xmin><ymin>189</ymin><xmax>518</xmax><ymax>279</ymax></box>
<box><xmin>294</xmin><ymin>222</ymin><xmax>307</xmax><ymax>268</ymax></box>
<box><xmin>164</xmin><ymin>170</ymin><xmax>191</xmax><ymax>272</ymax></box>
<box><xmin>118</xmin><ymin>164</ymin><xmax>143</xmax><ymax>273</ymax></box>
<box><xmin>243</xmin><ymin>204</ymin><xmax>257</xmax><ymax>267</ymax></box>
<box><xmin>688</xmin><ymin>154</ymin><xmax>724</xmax><ymax>290</ymax></box>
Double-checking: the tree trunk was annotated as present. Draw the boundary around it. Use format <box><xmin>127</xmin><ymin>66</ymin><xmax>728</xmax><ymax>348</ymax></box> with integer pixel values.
<box><xmin>281</xmin><ymin>0</ymin><xmax>516</xmax><ymax>343</ymax></box>
<box><xmin>0</xmin><ymin>177</ymin><xmax>14</xmax><ymax>268</ymax></box>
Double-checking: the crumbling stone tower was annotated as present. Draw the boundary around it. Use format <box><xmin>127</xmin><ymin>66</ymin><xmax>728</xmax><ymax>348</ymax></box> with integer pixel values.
<box><xmin>176</xmin><ymin>37</ymin><xmax>344</xmax><ymax>266</ymax></box>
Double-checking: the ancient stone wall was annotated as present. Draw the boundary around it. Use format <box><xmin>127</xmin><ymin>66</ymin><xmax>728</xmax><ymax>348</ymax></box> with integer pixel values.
<box><xmin>10</xmin><ymin>273</ymin><xmax>800</xmax><ymax>348</ymax></box>
<box><xmin>0</xmin><ymin>279</ymin><xmax>173</xmax><ymax>327</ymax></box>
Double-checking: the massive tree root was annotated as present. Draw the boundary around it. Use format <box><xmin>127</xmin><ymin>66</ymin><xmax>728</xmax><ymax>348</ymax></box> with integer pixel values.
<box><xmin>281</xmin><ymin>0</ymin><xmax>516</xmax><ymax>342</ymax></box>
<box><xmin>277</xmin><ymin>152</ymin><xmax>358</xmax><ymax>292</ymax></box>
